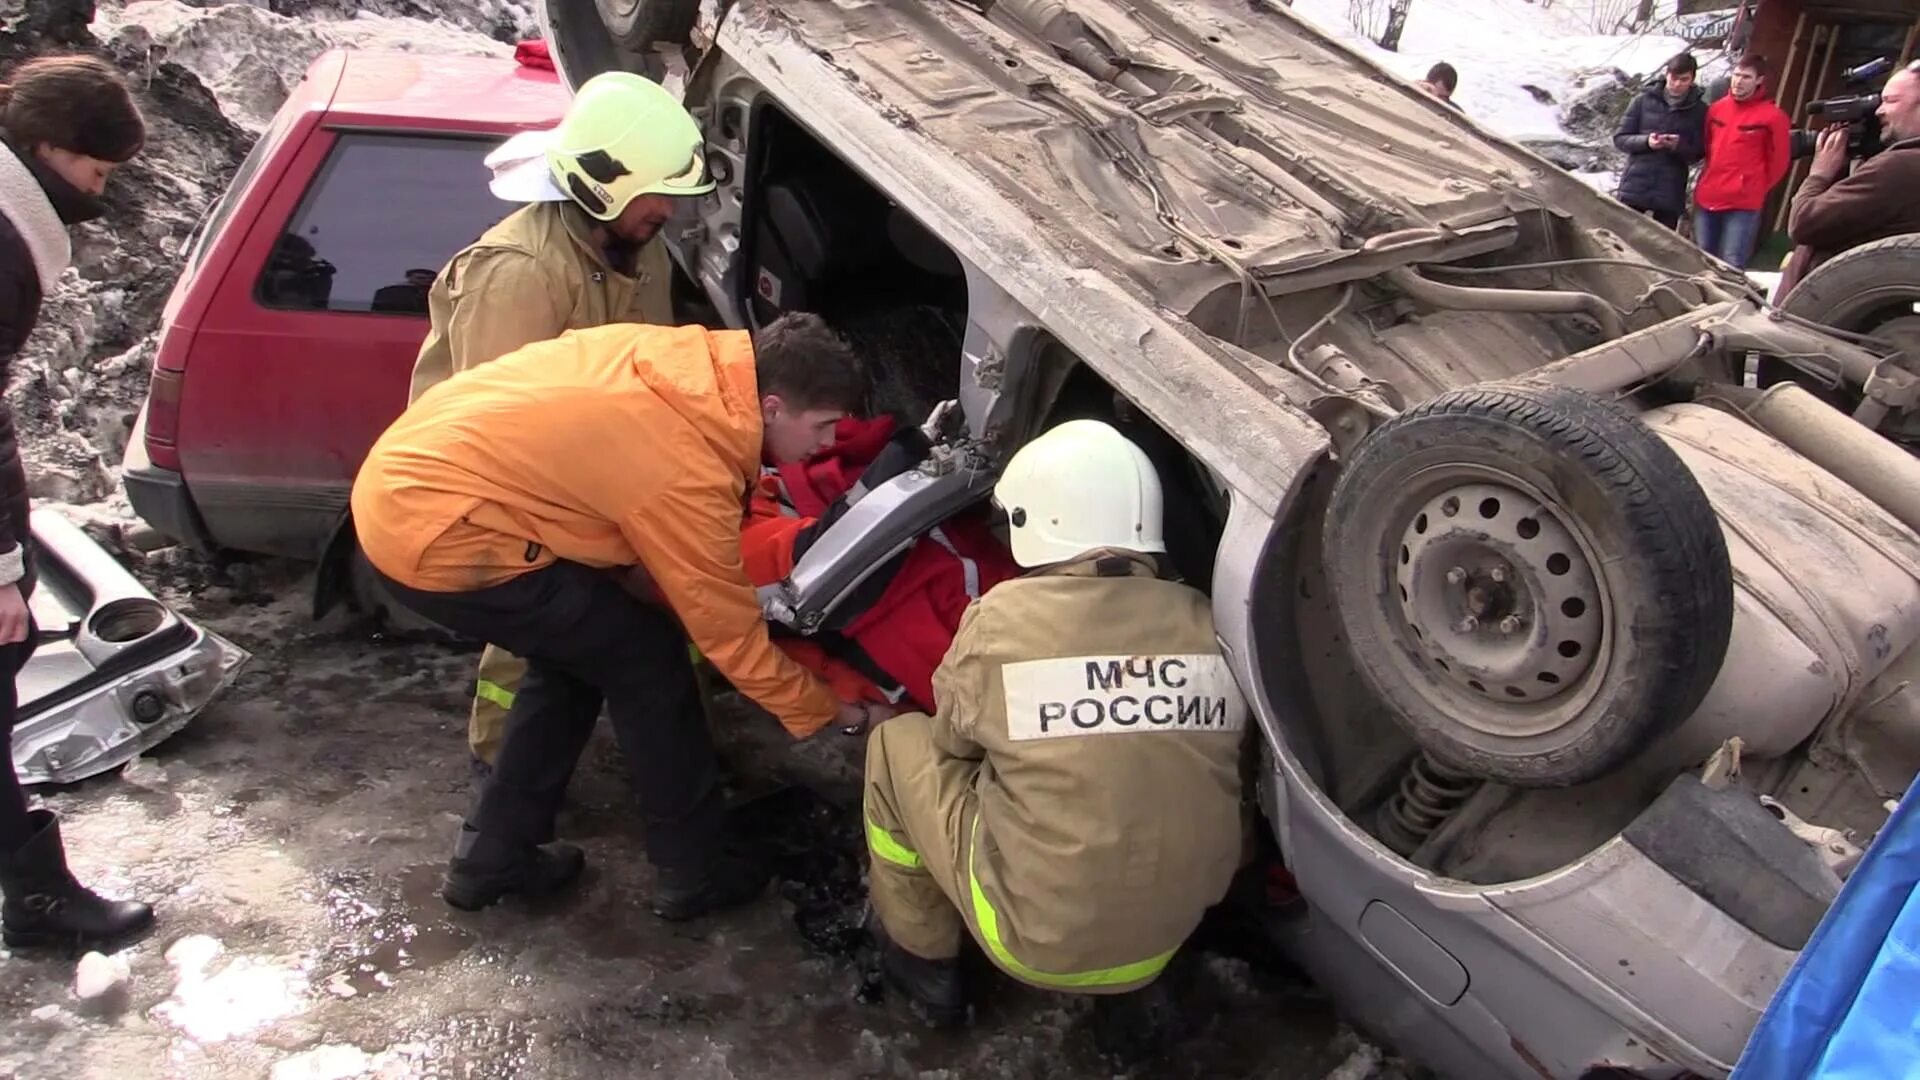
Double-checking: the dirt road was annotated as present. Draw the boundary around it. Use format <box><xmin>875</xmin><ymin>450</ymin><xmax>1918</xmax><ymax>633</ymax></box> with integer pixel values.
<box><xmin>0</xmin><ymin>557</ymin><xmax>1398</xmax><ymax>1080</ymax></box>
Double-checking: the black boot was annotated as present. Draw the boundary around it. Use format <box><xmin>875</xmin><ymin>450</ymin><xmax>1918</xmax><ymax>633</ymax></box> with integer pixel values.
<box><xmin>441</xmin><ymin>825</ymin><xmax>585</xmax><ymax>912</ymax></box>
<box><xmin>1</xmin><ymin>809</ymin><xmax>155</xmax><ymax>950</ymax></box>
<box><xmin>866</xmin><ymin>910</ymin><xmax>964</xmax><ymax>1027</ymax></box>
<box><xmin>650</xmin><ymin>852</ymin><xmax>770</xmax><ymax>921</ymax></box>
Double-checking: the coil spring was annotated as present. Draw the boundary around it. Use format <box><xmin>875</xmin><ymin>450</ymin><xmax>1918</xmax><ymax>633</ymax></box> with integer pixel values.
<box><xmin>1377</xmin><ymin>753</ymin><xmax>1483</xmax><ymax>857</ymax></box>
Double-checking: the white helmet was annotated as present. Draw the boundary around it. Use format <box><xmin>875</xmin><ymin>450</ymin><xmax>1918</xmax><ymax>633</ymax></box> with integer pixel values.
<box><xmin>994</xmin><ymin>420</ymin><xmax>1166</xmax><ymax>568</ymax></box>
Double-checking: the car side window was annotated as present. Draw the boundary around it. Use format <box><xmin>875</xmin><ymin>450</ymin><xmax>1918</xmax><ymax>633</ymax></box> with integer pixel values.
<box><xmin>255</xmin><ymin>132</ymin><xmax>507</xmax><ymax>316</ymax></box>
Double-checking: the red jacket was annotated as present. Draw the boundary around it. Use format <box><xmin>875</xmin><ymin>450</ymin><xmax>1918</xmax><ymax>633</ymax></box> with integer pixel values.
<box><xmin>1695</xmin><ymin>92</ymin><xmax>1792</xmax><ymax>213</ymax></box>
<box><xmin>743</xmin><ymin>416</ymin><xmax>1021</xmax><ymax>711</ymax></box>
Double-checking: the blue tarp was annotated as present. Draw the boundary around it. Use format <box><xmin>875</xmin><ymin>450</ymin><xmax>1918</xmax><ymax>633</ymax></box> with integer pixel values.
<box><xmin>1731</xmin><ymin>778</ymin><xmax>1920</xmax><ymax>1080</ymax></box>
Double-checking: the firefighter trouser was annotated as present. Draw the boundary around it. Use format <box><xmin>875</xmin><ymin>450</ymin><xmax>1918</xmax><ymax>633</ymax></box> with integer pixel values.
<box><xmin>862</xmin><ymin>713</ymin><xmax>975</xmax><ymax>963</ymax></box>
<box><xmin>468</xmin><ymin>644</ymin><xmax>525</xmax><ymax>766</ymax></box>
<box><xmin>377</xmin><ymin>560</ymin><xmax>722</xmax><ymax>870</ymax></box>
<box><xmin>864</xmin><ymin>713</ymin><xmax>1179</xmax><ymax>994</ymax></box>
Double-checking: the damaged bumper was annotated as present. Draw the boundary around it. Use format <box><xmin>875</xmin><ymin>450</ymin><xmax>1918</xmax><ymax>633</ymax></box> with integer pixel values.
<box><xmin>12</xmin><ymin>508</ymin><xmax>249</xmax><ymax>785</ymax></box>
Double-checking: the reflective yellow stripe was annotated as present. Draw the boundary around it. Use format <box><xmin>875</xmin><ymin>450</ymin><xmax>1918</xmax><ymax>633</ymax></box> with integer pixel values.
<box><xmin>474</xmin><ymin>679</ymin><xmax>517</xmax><ymax>710</ymax></box>
<box><xmin>966</xmin><ymin>824</ymin><xmax>1175</xmax><ymax>989</ymax></box>
<box><xmin>865</xmin><ymin>817</ymin><xmax>923</xmax><ymax>869</ymax></box>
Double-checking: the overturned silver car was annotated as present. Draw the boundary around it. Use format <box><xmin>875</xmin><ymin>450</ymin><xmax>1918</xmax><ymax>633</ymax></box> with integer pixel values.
<box><xmin>13</xmin><ymin>509</ymin><xmax>247</xmax><ymax>785</ymax></box>
<box><xmin>546</xmin><ymin>2</ymin><xmax>1920</xmax><ymax>1077</ymax></box>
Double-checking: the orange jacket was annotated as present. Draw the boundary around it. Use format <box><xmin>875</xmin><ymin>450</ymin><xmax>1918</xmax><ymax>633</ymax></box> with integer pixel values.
<box><xmin>351</xmin><ymin>323</ymin><xmax>841</xmax><ymax>738</ymax></box>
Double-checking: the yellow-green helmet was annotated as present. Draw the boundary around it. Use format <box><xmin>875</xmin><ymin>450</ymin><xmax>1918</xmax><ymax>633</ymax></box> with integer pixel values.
<box><xmin>542</xmin><ymin>71</ymin><xmax>714</xmax><ymax>220</ymax></box>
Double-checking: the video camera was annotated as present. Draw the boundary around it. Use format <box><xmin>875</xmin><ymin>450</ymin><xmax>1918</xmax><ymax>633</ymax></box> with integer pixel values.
<box><xmin>1790</xmin><ymin>57</ymin><xmax>1892</xmax><ymax>161</ymax></box>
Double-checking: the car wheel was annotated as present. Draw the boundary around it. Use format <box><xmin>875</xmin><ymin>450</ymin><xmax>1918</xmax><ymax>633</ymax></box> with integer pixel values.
<box><xmin>1763</xmin><ymin>233</ymin><xmax>1920</xmax><ymax>404</ymax></box>
<box><xmin>1323</xmin><ymin>381</ymin><xmax>1733</xmax><ymax>787</ymax></box>
<box><xmin>595</xmin><ymin>0</ymin><xmax>701</xmax><ymax>49</ymax></box>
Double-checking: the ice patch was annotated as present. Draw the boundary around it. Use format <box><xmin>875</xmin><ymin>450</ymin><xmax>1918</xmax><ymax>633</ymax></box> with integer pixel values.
<box><xmin>74</xmin><ymin>950</ymin><xmax>131</xmax><ymax>1000</ymax></box>
<box><xmin>154</xmin><ymin>934</ymin><xmax>309</xmax><ymax>1043</ymax></box>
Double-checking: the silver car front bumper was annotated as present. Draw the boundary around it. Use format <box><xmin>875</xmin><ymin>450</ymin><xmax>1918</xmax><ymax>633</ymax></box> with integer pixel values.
<box><xmin>12</xmin><ymin>509</ymin><xmax>249</xmax><ymax>785</ymax></box>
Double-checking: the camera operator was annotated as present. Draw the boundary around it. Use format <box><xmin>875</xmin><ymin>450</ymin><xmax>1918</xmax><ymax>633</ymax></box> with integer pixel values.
<box><xmin>1778</xmin><ymin>62</ymin><xmax>1920</xmax><ymax>298</ymax></box>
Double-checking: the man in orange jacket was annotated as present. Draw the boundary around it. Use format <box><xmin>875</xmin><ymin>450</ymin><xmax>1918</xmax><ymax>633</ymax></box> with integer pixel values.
<box><xmin>352</xmin><ymin>313</ymin><xmax>871</xmax><ymax>919</ymax></box>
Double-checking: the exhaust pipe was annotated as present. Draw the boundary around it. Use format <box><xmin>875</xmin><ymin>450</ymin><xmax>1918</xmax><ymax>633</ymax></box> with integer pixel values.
<box><xmin>1746</xmin><ymin>383</ymin><xmax>1920</xmax><ymax>538</ymax></box>
<box><xmin>1387</xmin><ymin>267</ymin><xmax>1626</xmax><ymax>341</ymax></box>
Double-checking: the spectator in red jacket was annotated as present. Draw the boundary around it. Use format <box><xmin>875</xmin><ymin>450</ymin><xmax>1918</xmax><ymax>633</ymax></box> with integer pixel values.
<box><xmin>1693</xmin><ymin>53</ymin><xmax>1792</xmax><ymax>269</ymax></box>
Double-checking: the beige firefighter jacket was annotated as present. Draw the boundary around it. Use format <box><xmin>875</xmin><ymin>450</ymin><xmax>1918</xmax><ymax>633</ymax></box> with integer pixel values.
<box><xmin>923</xmin><ymin>549</ymin><xmax>1247</xmax><ymax>983</ymax></box>
<box><xmin>407</xmin><ymin>200</ymin><xmax>672</xmax><ymax>402</ymax></box>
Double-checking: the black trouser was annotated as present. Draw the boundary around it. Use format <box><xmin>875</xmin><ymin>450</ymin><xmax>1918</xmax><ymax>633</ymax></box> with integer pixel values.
<box><xmin>376</xmin><ymin>561</ymin><xmax>720</xmax><ymax>872</ymax></box>
<box><xmin>1629</xmin><ymin>204</ymin><xmax>1681</xmax><ymax>230</ymax></box>
<box><xmin>0</xmin><ymin>621</ymin><xmax>39</xmax><ymax>853</ymax></box>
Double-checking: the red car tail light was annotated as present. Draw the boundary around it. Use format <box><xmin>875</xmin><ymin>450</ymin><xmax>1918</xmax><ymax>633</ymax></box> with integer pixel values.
<box><xmin>144</xmin><ymin>367</ymin><xmax>185</xmax><ymax>472</ymax></box>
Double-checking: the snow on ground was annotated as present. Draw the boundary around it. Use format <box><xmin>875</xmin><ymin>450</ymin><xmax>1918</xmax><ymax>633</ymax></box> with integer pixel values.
<box><xmin>1288</xmin><ymin>0</ymin><xmax>1691</xmax><ymax>141</ymax></box>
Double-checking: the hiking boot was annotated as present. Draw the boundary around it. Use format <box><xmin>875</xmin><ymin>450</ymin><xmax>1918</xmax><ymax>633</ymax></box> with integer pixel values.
<box><xmin>1</xmin><ymin>810</ymin><xmax>155</xmax><ymax>950</ymax></box>
<box><xmin>1089</xmin><ymin>977</ymin><xmax>1188</xmax><ymax>1063</ymax></box>
<box><xmin>650</xmin><ymin>852</ymin><xmax>770</xmax><ymax>921</ymax></box>
<box><xmin>441</xmin><ymin>825</ymin><xmax>585</xmax><ymax>912</ymax></box>
<box><xmin>866</xmin><ymin>910</ymin><xmax>964</xmax><ymax>1027</ymax></box>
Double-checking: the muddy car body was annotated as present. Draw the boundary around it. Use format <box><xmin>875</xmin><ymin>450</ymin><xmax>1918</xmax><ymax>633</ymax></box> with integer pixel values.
<box><xmin>538</xmin><ymin>2</ymin><xmax>1920</xmax><ymax>1077</ymax></box>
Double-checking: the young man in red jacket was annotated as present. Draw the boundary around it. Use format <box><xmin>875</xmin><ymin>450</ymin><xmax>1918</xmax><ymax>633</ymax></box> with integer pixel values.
<box><xmin>1693</xmin><ymin>54</ymin><xmax>1791</xmax><ymax>269</ymax></box>
<box><xmin>741</xmin><ymin>415</ymin><xmax>1021</xmax><ymax>717</ymax></box>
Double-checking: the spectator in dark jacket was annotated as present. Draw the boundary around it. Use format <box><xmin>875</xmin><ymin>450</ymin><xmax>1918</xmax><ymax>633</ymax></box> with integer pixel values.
<box><xmin>0</xmin><ymin>55</ymin><xmax>154</xmax><ymax>950</ymax></box>
<box><xmin>1777</xmin><ymin>62</ymin><xmax>1920</xmax><ymax>299</ymax></box>
<box><xmin>1613</xmin><ymin>52</ymin><xmax>1707</xmax><ymax>229</ymax></box>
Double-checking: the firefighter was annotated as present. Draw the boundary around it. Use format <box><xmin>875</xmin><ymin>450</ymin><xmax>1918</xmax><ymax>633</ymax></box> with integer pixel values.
<box><xmin>860</xmin><ymin>420</ymin><xmax>1248</xmax><ymax>1022</ymax></box>
<box><xmin>351</xmin><ymin>314</ymin><xmax>872</xmax><ymax>919</ymax></box>
<box><xmin>402</xmin><ymin>70</ymin><xmax>707</xmax><ymax>775</ymax></box>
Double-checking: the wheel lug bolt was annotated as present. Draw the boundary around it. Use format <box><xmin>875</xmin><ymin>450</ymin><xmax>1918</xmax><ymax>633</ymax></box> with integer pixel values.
<box><xmin>1446</xmin><ymin>567</ymin><xmax>1467</xmax><ymax>585</ymax></box>
<box><xmin>1489</xmin><ymin>567</ymin><xmax>1508</xmax><ymax>584</ymax></box>
<box><xmin>1498</xmin><ymin>615</ymin><xmax>1522</xmax><ymax>634</ymax></box>
<box><xmin>1455</xmin><ymin>615</ymin><xmax>1479</xmax><ymax>633</ymax></box>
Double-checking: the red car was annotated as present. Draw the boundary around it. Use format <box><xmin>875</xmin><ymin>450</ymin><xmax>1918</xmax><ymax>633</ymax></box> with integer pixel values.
<box><xmin>123</xmin><ymin>49</ymin><xmax>568</xmax><ymax>614</ymax></box>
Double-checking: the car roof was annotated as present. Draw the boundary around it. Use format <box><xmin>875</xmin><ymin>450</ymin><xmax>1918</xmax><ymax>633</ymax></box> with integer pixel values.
<box><xmin>315</xmin><ymin>49</ymin><xmax>569</xmax><ymax>133</ymax></box>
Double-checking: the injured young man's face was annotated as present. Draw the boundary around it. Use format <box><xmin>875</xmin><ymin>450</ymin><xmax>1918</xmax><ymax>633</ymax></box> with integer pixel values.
<box><xmin>762</xmin><ymin>397</ymin><xmax>850</xmax><ymax>463</ymax></box>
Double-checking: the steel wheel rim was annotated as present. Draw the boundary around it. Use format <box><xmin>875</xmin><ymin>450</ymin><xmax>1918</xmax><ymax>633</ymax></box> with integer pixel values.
<box><xmin>1376</xmin><ymin>464</ymin><xmax>1612</xmax><ymax>740</ymax></box>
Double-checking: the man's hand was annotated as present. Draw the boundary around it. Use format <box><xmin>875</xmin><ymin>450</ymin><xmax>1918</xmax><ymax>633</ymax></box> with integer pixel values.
<box><xmin>0</xmin><ymin>583</ymin><xmax>28</xmax><ymax>646</ymax></box>
<box><xmin>1650</xmin><ymin>132</ymin><xmax>1678</xmax><ymax>151</ymax></box>
<box><xmin>837</xmin><ymin>700</ymin><xmax>898</xmax><ymax>736</ymax></box>
<box><xmin>1810</xmin><ymin>126</ymin><xmax>1851</xmax><ymax>181</ymax></box>
<box><xmin>920</xmin><ymin>399</ymin><xmax>962</xmax><ymax>444</ymax></box>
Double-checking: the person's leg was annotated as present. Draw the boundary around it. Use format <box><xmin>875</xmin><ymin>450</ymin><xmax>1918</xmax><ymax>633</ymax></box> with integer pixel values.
<box><xmin>0</xmin><ymin>638</ymin><xmax>34</xmax><ymax>852</ymax></box>
<box><xmin>376</xmin><ymin>565</ymin><xmax>608</xmax><ymax>908</ymax></box>
<box><xmin>378</xmin><ymin>561</ymin><xmax>748</xmax><ymax>915</ymax></box>
<box><xmin>0</xmin><ymin>626</ymin><xmax>154</xmax><ymax>948</ymax></box>
<box><xmin>467</xmin><ymin>644</ymin><xmax>527</xmax><ymax>773</ymax></box>
<box><xmin>1721</xmin><ymin>209</ymin><xmax>1762</xmax><ymax>270</ymax></box>
<box><xmin>1693</xmin><ymin>209</ymin><xmax>1723</xmax><ymax>260</ymax></box>
<box><xmin>472</xmin><ymin>655</ymin><xmax>604</xmax><ymax>846</ymax></box>
<box><xmin>536</xmin><ymin>575</ymin><xmax>759</xmax><ymax>918</ymax></box>
<box><xmin>1650</xmin><ymin>208</ymin><xmax>1680</xmax><ymax>230</ymax></box>
<box><xmin>863</xmin><ymin>714</ymin><xmax>979</xmax><ymax>1023</ymax></box>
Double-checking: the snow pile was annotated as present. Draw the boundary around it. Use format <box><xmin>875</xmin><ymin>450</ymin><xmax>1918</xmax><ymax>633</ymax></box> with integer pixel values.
<box><xmin>95</xmin><ymin>1</ymin><xmax>514</xmax><ymax>132</ymax></box>
<box><xmin>1287</xmin><ymin>0</ymin><xmax>1696</xmax><ymax>184</ymax></box>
